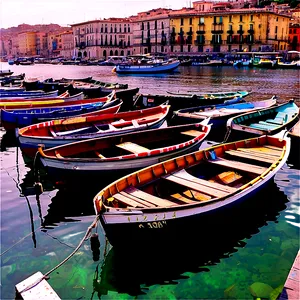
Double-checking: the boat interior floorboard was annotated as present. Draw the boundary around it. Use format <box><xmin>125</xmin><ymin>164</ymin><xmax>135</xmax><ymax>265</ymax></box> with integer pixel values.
<box><xmin>225</xmin><ymin>150</ymin><xmax>275</xmax><ymax>163</ymax></box>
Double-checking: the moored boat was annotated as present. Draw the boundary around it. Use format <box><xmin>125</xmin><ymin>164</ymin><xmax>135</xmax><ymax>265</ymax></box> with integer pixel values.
<box><xmin>133</xmin><ymin>90</ymin><xmax>250</xmax><ymax>115</ymax></box>
<box><xmin>93</xmin><ymin>131</ymin><xmax>290</xmax><ymax>246</ymax></box>
<box><xmin>173</xmin><ymin>96</ymin><xmax>277</xmax><ymax>128</ymax></box>
<box><xmin>0</xmin><ymin>91</ymin><xmax>114</xmax><ymax>110</ymax></box>
<box><xmin>17</xmin><ymin>104</ymin><xmax>170</xmax><ymax>159</ymax></box>
<box><xmin>37</xmin><ymin>120</ymin><xmax>211</xmax><ymax>182</ymax></box>
<box><xmin>1</xmin><ymin>98</ymin><xmax>122</xmax><ymax>130</ymax></box>
<box><xmin>226</xmin><ymin>100</ymin><xmax>299</xmax><ymax>141</ymax></box>
<box><xmin>113</xmin><ymin>59</ymin><xmax>180</xmax><ymax>74</ymax></box>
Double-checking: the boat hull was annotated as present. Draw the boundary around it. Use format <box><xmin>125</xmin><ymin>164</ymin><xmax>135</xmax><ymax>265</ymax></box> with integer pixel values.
<box><xmin>116</xmin><ymin>61</ymin><xmax>180</xmax><ymax>74</ymax></box>
<box><xmin>18</xmin><ymin>116</ymin><xmax>167</xmax><ymax>159</ymax></box>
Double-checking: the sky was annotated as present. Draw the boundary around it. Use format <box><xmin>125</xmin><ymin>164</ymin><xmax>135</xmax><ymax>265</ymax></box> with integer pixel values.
<box><xmin>0</xmin><ymin>0</ymin><xmax>192</xmax><ymax>29</ymax></box>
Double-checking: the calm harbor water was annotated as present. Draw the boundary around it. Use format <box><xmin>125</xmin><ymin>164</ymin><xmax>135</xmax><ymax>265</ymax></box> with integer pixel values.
<box><xmin>0</xmin><ymin>63</ymin><xmax>299</xmax><ymax>300</ymax></box>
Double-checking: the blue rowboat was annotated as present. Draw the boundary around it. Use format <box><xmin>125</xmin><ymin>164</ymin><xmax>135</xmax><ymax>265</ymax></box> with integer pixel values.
<box><xmin>0</xmin><ymin>90</ymin><xmax>59</xmax><ymax>99</ymax></box>
<box><xmin>1</xmin><ymin>98</ymin><xmax>123</xmax><ymax>130</ymax></box>
<box><xmin>93</xmin><ymin>131</ymin><xmax>290</xmax><ymax>246</ymax></box>
<box><xmin>226</xmin><ymin>100</ymin><xmax>299</xmax><ymax>141</ymax></box>
<box><xmin>114</xmin><ymin>59</ymin><xmax>180</xmax><ymax>74</ymax></box>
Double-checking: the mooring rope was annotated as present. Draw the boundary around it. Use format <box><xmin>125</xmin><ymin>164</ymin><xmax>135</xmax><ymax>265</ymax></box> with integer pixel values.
<box><xmin>18</xmin><ymin>215</ymin><xmax>99</xmax><ymax>294</ymax></box>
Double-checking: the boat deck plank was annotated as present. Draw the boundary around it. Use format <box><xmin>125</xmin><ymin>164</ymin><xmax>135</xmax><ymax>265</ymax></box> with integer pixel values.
<box><xmin>237</xmin><ymin>147</ymin><xmax>281</xmax><ymax>158</ymax></box>
<box><xmin>164</xmin><ymin>170</ymin><xmax>230</xmax><ymax>198</ymax></box>
<box><xmin>208</xmin><ymin>157</ymin><xmax>267</xmax><ymax>175</ymax></box>
<box><xmin>225</xmin><ymin>149</ymin><xmax>274</xmax><ymax>163</ymax></box>
<box><xmin>180</xmin><ymin>130</ymin><xmax>203</xmax><ymax>137</ymax></box>
<box><xmin>116</xmin><ymin>142</ymin><xmax>150</xmax><ymax>154</ymax></box>
<box><xmin>113</xmin><ymin>192</ymin><xmax>154</xmax><ymax>208</ymax></box>
<box><xmin>123</xmin><ymin>186</ymin><xmax>175</xmax><ymax>207</ymax></box>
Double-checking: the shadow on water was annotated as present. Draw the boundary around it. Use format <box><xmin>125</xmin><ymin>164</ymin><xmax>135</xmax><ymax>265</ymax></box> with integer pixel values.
<box><xmin>91</xmin><ymin>180</ymin><xmax>289</xmax><ymax>298</ymax></box>
<box><xmin>0</xmin><ymin>130</ymin><xmax>19</xmax><ymax>151</ymax></box>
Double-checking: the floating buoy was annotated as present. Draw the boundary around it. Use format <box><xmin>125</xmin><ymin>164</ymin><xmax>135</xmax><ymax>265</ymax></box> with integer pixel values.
<box><xmin>90</xmin><ymin>233</ymin><xmax>100</xmax><ymax>261</ymax></box>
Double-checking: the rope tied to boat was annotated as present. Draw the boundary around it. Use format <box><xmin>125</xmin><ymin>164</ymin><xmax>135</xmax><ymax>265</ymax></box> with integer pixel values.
<box><xmin>17</xmin><ymin>215</ymin><xmax>100</xmax><ymax>294</ymax></box>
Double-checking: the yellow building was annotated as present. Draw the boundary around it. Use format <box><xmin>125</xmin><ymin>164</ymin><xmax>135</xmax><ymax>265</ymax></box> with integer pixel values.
<box><xmin>168</xmin><ymin>7</ymin><xmax>290</xmax><ymax>54</ymax></box>
<box><xmin>18</xmin><ymin>32</ymin><xmax>36</xmax><ymax>56</ymax></box>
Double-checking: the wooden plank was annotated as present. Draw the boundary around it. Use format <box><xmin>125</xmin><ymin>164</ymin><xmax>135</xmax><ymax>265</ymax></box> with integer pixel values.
<box><xmin>113</xmin><ymin>192</ymin><xmax>152</xmax><ymax>208</ymax></box>
<box><xmin>208</xmin><ymin>157</ymin><xmax>267</xmax><ymax>175</ymax></box>
<box><xmin>124</xmin><ymin>186</ymin><xmax>175</xmax><ymax>207</ymax></box>
<box><xmin>95</xmin><ymin>151</ymin><xmax>106</xmax><ymax>159</ymax></box>
<box><xmin>278</xmin><ymin>251</ymin><xmax>300</xmax><ymax>300</ymax></box>
<box><xmin>15</xmin><ymin>271</ymin><xmax>61</xmax><ymax>300</ymax></box>
<box><xmin>55</xmin><ymin>151</ymin><xmax>63</xmax><ymax>158</ymax></box>
<box><xmin>181</xmin><ymin>130</ymin><xmax>203</xmax><ymax>137</ymax></box>
<box><xmin>237</xmin><ymin>148</ymin><xmax>281</xmax><ymax>158</ymax></box>
<box><xmin>263</xmin><ymin>145</ymin><xmax>283</xmax><ymax>152</ymax></box>
<box><xmin>216</xmin><ymin>171</ymin><xmax>243</xmax><ymax>185</ymax></box>
<box><xmin>225</xmin><ymin>150</ymin><xmax>275</xmax><ymax>163</ymax></box>
<box><xmin>163</xmin><ymin>173</ymin><xmax>229</xmax><ymax>198</ymax></box>
<box><xmin>183</xmin><ymin>190</ymin><xmax>212</xmax><ymax>201</ymax></box>
<box><xmin>119</xmin><ymin>191</ymin><xmax>156</xmax><ymax>208</ymax></box>
<box><xmin>238</xmin><ymin>146</ymin><xmax>282</xmax><ymax>156</ymax></box>
<box><xmin>116</xmin><ymin>142</ymin><xmax>150</xmax><ymax>154</ymax></box>
<box><xmin>170</xmin><ymin>193</ymin><xmax>197</xmax><ymax>204</ymax></box>
<box><xmin>171</xmin><ymin>169</ymin><xmax>237</xmax><ymax>193</ymax></box>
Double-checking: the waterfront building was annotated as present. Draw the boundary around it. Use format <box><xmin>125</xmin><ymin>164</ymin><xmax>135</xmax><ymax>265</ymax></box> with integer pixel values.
<box><xmin>60</xmin><ymin>30</ymin><xmax>74</xmax><ymax>59</ymax></box>
<box><xmin>289</xmin><ymin>23</ymin><xmax>300</xmax><ymax>51</ymax></box>
<box><xmin>71</xmin><ymin>18</ymin><xmax>132</xmax><ymax>60</ymax></box>
<box><xmin>18</xmin><ymin>32</ymin><xmax>36</xmax><ymax>56</ymax></box>
<box><xmin>131</xmin><ymin>8</ymin><xmax>172</xmax><ymax>55</ymax></box>
<box><xmin>47</xmin><ymin>32</ymin><xmax>64</xmax><ymax>57</ymax></box>
<box><xmin>36</xmin><ymin>32</ymin><xmax>48</xmax><ymax>57</ymax></box>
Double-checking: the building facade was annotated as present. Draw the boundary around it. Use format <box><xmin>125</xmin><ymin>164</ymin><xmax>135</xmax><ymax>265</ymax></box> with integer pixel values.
<box><xmin>71</xmin><ymin>18</ymin><xmax>132</xmax><ymax>59</ymax></box>
<box><xmin>60</xmin><ymin>30</ymin><xmax>74</xmax><ymax>58</ymax></box>
<box><xmin>18</xmin><ymin>32</ymin><xmax>37</xmax><ymax>56</ymax></box>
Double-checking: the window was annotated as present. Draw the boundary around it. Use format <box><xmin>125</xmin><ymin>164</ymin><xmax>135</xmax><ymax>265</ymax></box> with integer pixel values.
<box><xmin>219</xmin><ymin>16</ymin><xmax>223</xmax><ymax>24</ymax></box>
<box><xmin>240</xmin><ymin>15</ymin><xmax>243</xmax><ymax>22</ymax></box>
<box><xmin>189</xmin><ymin>18</ymin><xmax>192</xmax><ymax>25</ymax></box>
<box><xmin>181</xmin><ymin>18</ymin><xmax>184</xmax><ymax>26</ymax></box>
<box><xmin>275</xmin><ymin>26</ymin><xmax>278</xmax><ymax>34</ymax></box>
<box><xmin>214</xmin><ymin>16</ymin><xmax>217</xmax><ymax>24</ymax></box>
<box><xmin>229</xmin><ymin>15</ymin><xmax>232</xmax><ymax>23</ymax></box>
<box><xmin>161</xmin><ymin>22</ymin><xmax>164</xmax><ymax>29</ymax></box>
<box><xmin>250</xmin><ymin>15</ymin><xmax>253</xmax><ymax>21</ymax></box>
<box><xmin>200</xmin><ymin>17</ymin><xmax>204</xmax><ymax>24</ymax></box>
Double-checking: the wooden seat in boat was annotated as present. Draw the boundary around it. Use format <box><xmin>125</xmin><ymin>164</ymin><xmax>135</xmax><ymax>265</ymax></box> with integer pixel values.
<box><xmin>207</xmin><ymin>157</ymin><xmax>267</xmax><ymax>175</ymax></box>
<box><xmin>116</xmin><ymin>142</ymin><xmax>150</xmax><ymax>154</ymax></box>
<box><xmin>215</xmin><ymin>171</ymin><xmax>242</xmax><ymax>185</ymax></box>
<box><xmin>94</xmin><ymin>151</ymin><xmax>105</xmax><ymax>158</ymax></box>
<box><xmin>180</xmin><ymin>130</ymin><xmax>203</xmax><ymax>137</ymax></box>
<box><xmin>164</xmin><ymin>169</ymin><xmax>235</xmax><ymax>198</ymax></box>
<box><xmin>225</xmin><ymin>149</ymin><xmax>275</xmax><ymax>163</ymax></box>
<box><xmin>122</xmin><ymin>186</ymin><xmax>175</xmax><ymax>207</ymax></box>
<box><xmin>112</xmin><ymin>193</ymin><xmax>154</xmax><ymax>208</ymax></box>
<box><xmin>236</xmin><ymin>147</ymin><xmax>281</xmax><ymax>158</ymax></box>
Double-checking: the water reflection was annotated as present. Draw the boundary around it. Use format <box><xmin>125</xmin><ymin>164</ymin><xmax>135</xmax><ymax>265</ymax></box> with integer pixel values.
<box><xmin>92</xmin><ymin>181</ymin><xmax>288</xmax><ymax>298</ymax></box>
<box><xmin>42</xmin><ymin>185</ymin><xmax>97</xmax><ymax>229</ymax></box>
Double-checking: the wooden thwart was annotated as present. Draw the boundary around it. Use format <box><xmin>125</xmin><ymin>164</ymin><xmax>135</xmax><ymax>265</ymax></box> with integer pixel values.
<box><xmin>95</xmin><ymin>151</ymin><xmax>105</xmax><ymax>159</ymax></box>
<box><xmin>164</xmin><ymin>169</ymin><xmax>232</xmax><ymax>198</ymax></box>
<box><xmin>116</xmin><ymin>142</ymin><xmax>150</xmax><ymax>154</ymax></box>
<box><xmin>225</xmin><ymin>149</ymin><xmax>275</xmax><ymax>163</ymax></box>
<box><xmin>181</xmin><ymin>130</ymin><xmax>203</xmax><ymax>137</ymax></box>
<box><xmin>208</xmin><ymin>157</ymin><xmax>267</xmax><ymax>175</ymax></box>
<box><xmin>237</xmin><ymin>146</ymin><xmax>281</xmax><ymax>157</ymax></box>
<box><xmin>112</xmin><ymin>193</ymin><xmax>154</xmax><ymax>208</ymax></box>
<box><xmin>237</xmin><ymin>147</ymin><xmax>280</xmax><ymax>158</ymax></box>
<box><xmin>123</xmin><ymin>186</ymin><xmax>175</xmax><ymax>207</ymax></box>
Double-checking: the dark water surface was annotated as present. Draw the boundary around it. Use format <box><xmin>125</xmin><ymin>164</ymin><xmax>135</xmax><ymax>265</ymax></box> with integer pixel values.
<box><xmin>0</xmin><ymin>63</ymin><xmax>299</xmax><ymax>300</ymax></box>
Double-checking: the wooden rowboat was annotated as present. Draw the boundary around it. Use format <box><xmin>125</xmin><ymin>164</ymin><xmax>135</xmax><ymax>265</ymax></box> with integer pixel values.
<box><xmin>173</xmin><ymin>97</ymin><xmax>276</xmax><ymax>128</ymax></box>
<box><xmin>93</xmin><ymin>131</ymin><xmax>290</xmax><ymax>246</ymax></box>
<box><xmin>1</xmin><ymin>98</ymin><xmax>123</xmax><ymax>130</ymax></box>
<box><xmin>0</xmin><ymin>91</ymin><xmax>114</xmax><ymax>110</ymax></box>
<box><xmin>226</xmin><ymin>100</ymin><xmax>299</xmax><ymax>141</ymax></box>
<box><xmin>17</xmin><ymin>104</ymin><xmax>170</xmax><ymax>159</ymax></box>
<box><xmin>37</xmin><ymin>120</ymin><xmax>211</xmax><ymax>182</ymax></box>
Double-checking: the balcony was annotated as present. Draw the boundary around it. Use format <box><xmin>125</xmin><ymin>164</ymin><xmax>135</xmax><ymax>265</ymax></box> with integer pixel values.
<box><xmin>248</xmin><ymin>29</ymin><xmax>254</xmax><ymax>34</ymax></box>
<box><xmin>211</xmin><ymin>24</ymin><xmax>223</xmax><ymax>34</ymax></box>
<box><xmin>187</xmin><ymin>30</ymin><xmax>193</xmax><ymax>35</ymax></box>
<box><xmin>227</xmin><ymin>30</ymin><xmax>234</xmax><ymax>34</ymax></box>
<box><xmin>79</xmin><ymin>42</ymin><xmax>86</xmax><ymax>49</ymax></box>
<box><xmin>237</xmin><ymin>30</ymin><xmax>244</xmax><ymax>35</ymax></box>
<box><xmin>196</xmin><ymin>30</ymin><xmax>205</xmax><ymax>34</ymax></box>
